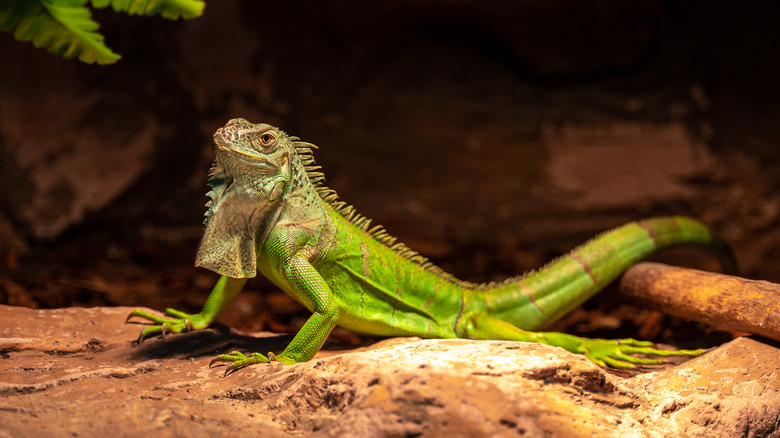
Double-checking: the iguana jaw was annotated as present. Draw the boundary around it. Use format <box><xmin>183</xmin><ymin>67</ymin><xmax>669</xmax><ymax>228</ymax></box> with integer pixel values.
<box><xmin>213</xmin><ymin>142</ymin><xmax>275</xmax><ymax>169</ymax></box>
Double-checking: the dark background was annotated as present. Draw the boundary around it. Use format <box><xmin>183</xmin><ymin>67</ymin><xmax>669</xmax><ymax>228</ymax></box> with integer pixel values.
<box><xmin>2</xmin><ymin>0</ymin><xmax>779</xmax><ymax>346</ymax></box>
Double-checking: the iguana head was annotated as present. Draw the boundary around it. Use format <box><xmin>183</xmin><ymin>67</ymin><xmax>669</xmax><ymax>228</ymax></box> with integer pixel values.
<box><xmin>211</xmin><ymin>118</ymin><xmax>292</xmax><ymax>202</ymax></box>
<box><xmin>195</xmin><ymin>118</ymin><xmax>295</xmax><ymax>278</ymax></box>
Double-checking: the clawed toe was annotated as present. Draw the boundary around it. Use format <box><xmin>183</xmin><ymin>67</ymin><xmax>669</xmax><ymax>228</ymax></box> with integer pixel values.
<box><xmin>206</xmin><ymin>351</ymin><xmax>273</xmax><ymax>375</ymax></box>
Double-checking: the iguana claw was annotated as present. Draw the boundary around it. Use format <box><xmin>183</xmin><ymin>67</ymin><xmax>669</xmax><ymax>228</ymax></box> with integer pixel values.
<box><xmin>125</xmin><ymin>308</ymin><xmax>211</xmax><ymax>342</ymax></box>
<box><xmin>581</xmin><ymin>337</ymin><xmax>705</xmax><ymax>369</ymax></box>
<box><xmin>209</xmin><ymin>351</ymin><xmax>272</xmax><ymax>376</ymax></box>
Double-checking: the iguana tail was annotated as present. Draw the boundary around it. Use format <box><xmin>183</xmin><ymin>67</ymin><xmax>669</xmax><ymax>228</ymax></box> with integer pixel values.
<box><xmin>482</xmin><ymin>216</ymin><xmax>735</xmax><ymax>330</ymax></box>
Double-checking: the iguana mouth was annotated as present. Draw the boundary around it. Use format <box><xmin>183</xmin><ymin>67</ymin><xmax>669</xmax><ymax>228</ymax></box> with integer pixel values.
<box><xmin>213</xmin><ymin>129</ymin><xmax>263</xmax><ymax>161</ymax></box>
<box><xmin>216</xmin><ymin>146</ymin><xmax>275</xmax><ymax>167</ymax></box>
<box><xmin>212</xmin><ymin>138</ymin><xmax>284</xmax><ymax>181</ymax></box>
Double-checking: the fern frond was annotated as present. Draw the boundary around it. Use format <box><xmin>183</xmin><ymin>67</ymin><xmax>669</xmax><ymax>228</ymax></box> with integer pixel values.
<box><xmin>91</xmin><ymin>0</ymin><xmax>204</xmax><ymax>20</ymax></box>
<box><xmin>0</xmin><ymin>0</ymin><xmax>204</xmax><ymax>64</ymax></box>
<box><xmin>1</xmin><ymin>0</ymin><xmax>120</xmax><ymax>64</ymax></box>
<box><xmin>42</xmin><ymin>0</ymin><xmax>121</xmax><ymax>64</ymax></box>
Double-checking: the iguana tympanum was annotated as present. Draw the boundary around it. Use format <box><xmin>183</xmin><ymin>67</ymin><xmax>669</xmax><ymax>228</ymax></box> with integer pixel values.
<box><xmin>128</xmin><ymin>118</ymin><xmax>734</xmax><ymax>373</ymax></box>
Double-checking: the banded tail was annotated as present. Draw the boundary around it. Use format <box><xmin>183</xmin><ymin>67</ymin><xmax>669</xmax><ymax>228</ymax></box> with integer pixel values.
<box><xmin>483</xmin><ymin>216</ymin><xmax>735</xmax><ymax>330</ymax></box>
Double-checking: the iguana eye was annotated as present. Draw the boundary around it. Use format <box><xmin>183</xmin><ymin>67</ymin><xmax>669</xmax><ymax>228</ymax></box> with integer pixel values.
<box><xmin>259</xmin><ymin>132</ymin><xmax>275</xmax><ymax>147</ymax></box>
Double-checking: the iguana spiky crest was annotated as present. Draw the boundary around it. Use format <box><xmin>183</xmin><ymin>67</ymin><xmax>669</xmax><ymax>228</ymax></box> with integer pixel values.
<box><xmin>289</xmin><ymin>138</ymin><xmax>472</xmax><ymax>287</ymax></box>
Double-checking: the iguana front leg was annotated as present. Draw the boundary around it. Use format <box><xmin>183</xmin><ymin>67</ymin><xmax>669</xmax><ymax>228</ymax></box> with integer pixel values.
<box><xmin>127</xmin><ymin>275</ymin><xmax>247</xmax><ymax>340</ymax></box>
<box><xmin>464</xmin><ymin>313</ymin><xmax>704</xmax><ymax>369</ymax></box>
<box><xmin>210</xmin><ymin>255</ymin><xmax>340</xmax><ymax>373</ymax></box>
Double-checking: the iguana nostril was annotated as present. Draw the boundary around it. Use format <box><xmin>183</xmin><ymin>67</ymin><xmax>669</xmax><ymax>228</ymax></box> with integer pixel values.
<box><xmin>213</xmin><ymin>129</ymin><xmax>231</xmax><ymax>143</ymax></box>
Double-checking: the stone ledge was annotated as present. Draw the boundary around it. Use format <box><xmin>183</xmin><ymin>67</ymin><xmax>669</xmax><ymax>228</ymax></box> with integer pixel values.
<box><xmin>0</xmin><ymin>305</ymin><xmax>778</xmax><ymax>437</ymax></box>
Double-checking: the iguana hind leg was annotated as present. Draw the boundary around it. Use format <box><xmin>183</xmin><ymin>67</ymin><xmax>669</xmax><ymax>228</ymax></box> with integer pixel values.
<box><xmin>464</xmin><ymin>312</ymin><xmax>704</xmax><ymax>369</ymax></box>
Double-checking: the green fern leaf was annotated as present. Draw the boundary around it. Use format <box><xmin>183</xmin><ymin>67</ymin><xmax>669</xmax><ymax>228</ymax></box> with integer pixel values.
<box><xmin>42</xmin><ymin>0</ymin><xmax>120</xmax><ymax>64</ymax></box>
<box><xmin>91</xmin><ymin>0</ymin><xmax>204</xmax><ymax>20</ymax></box>
<box><xmin>1</xmin><ymin>0</ymin><xmax>120</xmax><ymax>64</ymax></box>
<box><xmin>1</xmin><ymin>0</ymin><xmax>203</xmax><ymax>64</ymax></box>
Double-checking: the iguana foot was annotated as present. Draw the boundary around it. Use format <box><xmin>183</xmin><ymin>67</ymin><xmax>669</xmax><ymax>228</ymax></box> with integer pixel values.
<box><xmin>465</xmin><ymin>313</ymin><xmax>705</xmax><ymax>369</ymax></box>
<box><xmin>579</xmin><ymin>337</ymin><xmax>705</xmax><ymax>369</ymax></box>
<box><xmin>209</xmin><ymin>351</ymin><xmax>296</xmax><ymax>375</ymax></box>
<box><xmin>125</xmin><ymin>308</ymin><xmax>211</xmax><ymax>342</ymax></box>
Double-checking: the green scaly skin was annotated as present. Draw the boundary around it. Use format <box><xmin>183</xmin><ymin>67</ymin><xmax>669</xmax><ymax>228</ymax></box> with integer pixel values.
<box><xmin>127</xmin><ymin>118</ymin><xmax>735</xmax><ymax>374</ymax></box>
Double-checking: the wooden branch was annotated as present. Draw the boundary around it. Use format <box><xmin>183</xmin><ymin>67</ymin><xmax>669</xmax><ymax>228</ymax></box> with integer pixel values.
<box><xmin>618</xmin><ymin>262</ymin><xmax>780</xmax><ymax>342</ymax></box>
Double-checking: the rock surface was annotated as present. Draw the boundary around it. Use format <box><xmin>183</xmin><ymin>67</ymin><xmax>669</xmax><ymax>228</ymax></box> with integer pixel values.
<box><xmin>1</xmin><ymin>305</ymin><xmax>779</xmax><ymax>437</ymax></box>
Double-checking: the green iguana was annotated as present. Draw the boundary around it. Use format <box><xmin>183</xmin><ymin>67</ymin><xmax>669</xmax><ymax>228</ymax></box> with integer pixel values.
<box><xmin>127</xmin><ymin>118</ymin><xmax>735</xmax><ymax>373</ymax></box>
